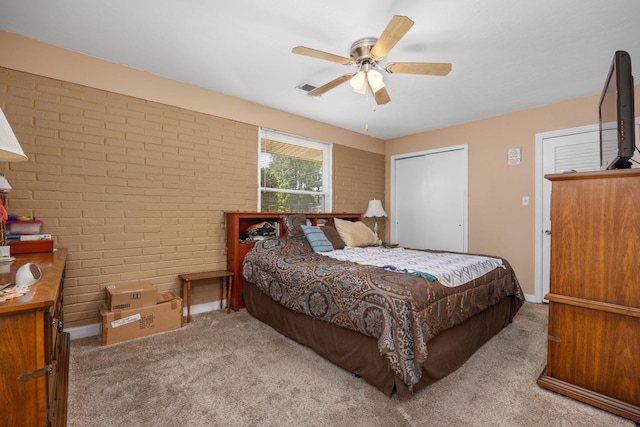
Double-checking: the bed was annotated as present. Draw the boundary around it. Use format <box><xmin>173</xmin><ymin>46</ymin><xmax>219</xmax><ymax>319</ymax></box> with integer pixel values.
<box><xmin>241</xmin><ymin>214</ymin><xmax>525</xmax><ymax>397</ymax></box>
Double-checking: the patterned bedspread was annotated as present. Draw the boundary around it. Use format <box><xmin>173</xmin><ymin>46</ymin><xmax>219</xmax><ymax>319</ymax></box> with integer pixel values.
<box><xmin>242</xmin><ymin>237</ymin><xmax>524</xmax><ymax>391</ymax></box>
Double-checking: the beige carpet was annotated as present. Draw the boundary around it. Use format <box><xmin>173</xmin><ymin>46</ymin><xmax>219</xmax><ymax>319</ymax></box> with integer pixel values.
<box><xmin>67</xmin><ymin>302</ymin><xmax>634</xmax><ymax>427</ymax></box>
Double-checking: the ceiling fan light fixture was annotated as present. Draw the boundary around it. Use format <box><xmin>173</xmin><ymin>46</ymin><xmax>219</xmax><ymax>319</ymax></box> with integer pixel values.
<box><xmin>350</xmin><ymin>70</ymin><xmax>367</xmax><ymax>94</ymax></box>
<box><xmin>292</xmin><ymin>15</ymin><xmax>451</xmax><ymax>106</ymax></box>
<box><xmin>372</xmin><ymin>80</ymin><xmax>386</xmax><ymax>94</ymax></box>
<box><xmin>367</xmin><ymin>69</ymin><xmax>384</xmax><ymax>92</ymax></box>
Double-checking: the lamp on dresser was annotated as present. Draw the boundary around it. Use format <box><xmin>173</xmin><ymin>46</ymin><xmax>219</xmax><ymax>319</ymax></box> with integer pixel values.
<box><xmin>363</xmin><ymin>198</ymin><xmax>387</xmax><ymax>239</ymax></box>
<box><xmin>0</xmin><ymin>106</ymin><xmax>28</xmax><ymax>245</ymax></box>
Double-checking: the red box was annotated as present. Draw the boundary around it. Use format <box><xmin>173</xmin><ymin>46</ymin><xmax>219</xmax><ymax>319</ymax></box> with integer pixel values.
<box><xmin>9</xmin><ymin>239</ymin><xmax>54</xmax><ymax>254</ymax></box>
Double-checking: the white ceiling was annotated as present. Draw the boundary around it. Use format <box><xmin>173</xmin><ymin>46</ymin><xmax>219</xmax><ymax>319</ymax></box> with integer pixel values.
<box><xmin>1</xmin><ymin>0</ymin><xmax>639</xmax><ymax>140</ymax></box>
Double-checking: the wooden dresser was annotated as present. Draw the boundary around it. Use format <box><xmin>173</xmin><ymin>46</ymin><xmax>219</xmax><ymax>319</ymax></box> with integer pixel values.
<box><xmin>537</xmin><ymin>169</ymin><xmax>640</xmax><ymax>423</ymax></box>
<box><xmin>0</xmin><ymin>249</ymin><xmax>68</xmax><ymax>427</ymax></box>
<box><xmin>225</xmin><ymin>212</ymin><xmax>361</xmax><ymax>312</ymax></box>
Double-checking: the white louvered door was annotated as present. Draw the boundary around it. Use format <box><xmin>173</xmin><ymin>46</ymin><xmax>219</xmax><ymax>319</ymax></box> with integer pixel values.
<box><xmin>541</xmin><ymin>130</ymin><xmax>600</xmax><ymax>299</ymax></box>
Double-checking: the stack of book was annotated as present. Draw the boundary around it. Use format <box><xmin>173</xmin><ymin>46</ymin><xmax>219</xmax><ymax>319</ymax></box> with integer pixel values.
<box><xmin>5</xmin><ymin>217</ymin><xmax>54</xmax><ymax>254</ymax></box>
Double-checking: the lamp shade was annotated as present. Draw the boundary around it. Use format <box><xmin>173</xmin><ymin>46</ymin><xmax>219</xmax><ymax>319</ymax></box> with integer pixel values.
<box><xmin>350</xmin><ymin>70</ymin><xmax>367</xmax><ymax>94</ymax></box>
<box><xmin>364</xmin><ymin>199</ymin><xmax>387</xmax><ymax>218</ymax></box>
<box><xmin>367</xmin><ymin>69</ymin><xmax>384</xmax><ymax>93</ymax></box>
<box><xmin>0</xmin><ymin>107</ymin><xmax>28</xmax><ymax>161</ymax></box>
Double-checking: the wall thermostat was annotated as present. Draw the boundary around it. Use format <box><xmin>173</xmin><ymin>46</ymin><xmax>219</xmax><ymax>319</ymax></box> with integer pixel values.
<box><xmin>508</xmin><ymin>147</ymin><xmax>521</xmax><ymax>166</ymax></box>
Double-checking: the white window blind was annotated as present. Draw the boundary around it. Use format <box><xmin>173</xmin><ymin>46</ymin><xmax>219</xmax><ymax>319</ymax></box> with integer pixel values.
<box><xmin>553</xmin><ymin>140</ymin><xmax>601</xmax><ymax>172</ymax></box>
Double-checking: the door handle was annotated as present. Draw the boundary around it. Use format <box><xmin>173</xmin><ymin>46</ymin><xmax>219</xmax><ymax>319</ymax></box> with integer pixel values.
<box><xmin>544</xmin><ymin>230</ymin><xmax>551</xmax><ymax>235</ymax></box>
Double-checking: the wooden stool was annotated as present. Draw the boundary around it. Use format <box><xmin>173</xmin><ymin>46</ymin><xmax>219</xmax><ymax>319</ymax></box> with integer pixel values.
<box><xmin>178</xmin><ymin>270</ymin><xmax>233</xmax><ymax>322</ymax></box>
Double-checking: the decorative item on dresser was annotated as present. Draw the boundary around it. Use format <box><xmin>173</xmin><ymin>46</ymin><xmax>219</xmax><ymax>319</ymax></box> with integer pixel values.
<box><xmin>537</xmin><ymin>169</ymin><xmax>640</xmax><ymax>423</ymax></box>
<box><xmin>0</xmin><ymin>249</ymin><xmax>68</xmax><ymax>427</ymax></box>
<box><xmin>224</xmin><ymin>212</ymin><xmax>361</xmax><ymax>311</ymax></box>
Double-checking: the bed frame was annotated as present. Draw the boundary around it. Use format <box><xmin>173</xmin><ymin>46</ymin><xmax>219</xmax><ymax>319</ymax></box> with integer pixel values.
<box><xmin>225</xmin><ymin>211</ymin><xmax>361</xmax><ymax>311</ymax></box>
<box><xmin>244</xmin><ymin>280</ymin><xmax>523</xmax><ymax>398</ymax></box>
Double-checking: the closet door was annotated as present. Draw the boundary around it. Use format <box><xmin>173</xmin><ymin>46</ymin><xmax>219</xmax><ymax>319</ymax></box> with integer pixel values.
<box><xmin>393</xmin><ymin>147</ymin><xmax>467</xmax><ymax>252</ymax></box>
<box><xmin>395</xmin><ymin>155</ymin><xmax>428</xmax><ymax>249</ymax></box>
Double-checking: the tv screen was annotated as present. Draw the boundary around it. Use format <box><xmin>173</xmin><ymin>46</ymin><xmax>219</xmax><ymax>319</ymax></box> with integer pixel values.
<box><xmin>599</xmin><ymin>50</ymin><xmax>636</xmax><ymax>170</ymax></box>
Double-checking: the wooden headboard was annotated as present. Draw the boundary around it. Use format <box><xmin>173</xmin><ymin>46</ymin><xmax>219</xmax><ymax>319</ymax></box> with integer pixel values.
<box><xmin>224</xmin><ymin>212</ymin><xmax>361</xmax><ymax>311</ymax></box>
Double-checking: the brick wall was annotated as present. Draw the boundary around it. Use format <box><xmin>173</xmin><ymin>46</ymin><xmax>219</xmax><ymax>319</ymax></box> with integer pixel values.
<box><xmin>333</xmin><ymin>144</ymin><xmax>387</xmax><ymax>237</ymax></box>
<box><xmin>0</xmin><ymin>67</ymin><xmax>385</xmax><ymax>327</ymax></box>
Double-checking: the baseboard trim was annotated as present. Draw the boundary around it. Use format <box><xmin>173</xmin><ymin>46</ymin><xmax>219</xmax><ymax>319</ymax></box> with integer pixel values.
<box><xmin>66</xmin><ymin>322</ymin><xmax>101</xmax><ymax>340</ymax></box>
<box><xmin>186</xmin><ymin>300</ymin><xmax>223</xmax><ymax>317</ymax></box>
<box><xmin>64</xmin><ymin>300</ymin><xmax>225</xmax><ymax>340</ymax></box>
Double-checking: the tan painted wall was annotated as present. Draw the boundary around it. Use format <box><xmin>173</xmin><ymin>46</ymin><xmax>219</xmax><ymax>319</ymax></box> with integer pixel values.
<box><xmin>333</xmin><ymin>144</ymin><xmax>387</xmax><ymax>238</ymax></box>
<box><xmin>0</xmin><ymin>32</ymin><xmax>385</xmax><ymax>155</ymax></box>
<box><xmin>0</xmin><ymin>32</ymin><xmax>387</xmax><ymax>328</ymax></box>
<box><xmin>385</xmin><ymin>86</ymin><xmax>640</xmax><ymax>296</ymax></box>
<box><xmin>0</xmin><ymin>66</ymin><xmax>384</xmax><ymax>328</ymax></box>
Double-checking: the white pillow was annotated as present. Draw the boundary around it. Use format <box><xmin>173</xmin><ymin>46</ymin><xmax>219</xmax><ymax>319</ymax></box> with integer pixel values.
<box><xmin>333</xmin><ymin>218</ymin><xmax>380</xmax><ymax>247</ymax></box>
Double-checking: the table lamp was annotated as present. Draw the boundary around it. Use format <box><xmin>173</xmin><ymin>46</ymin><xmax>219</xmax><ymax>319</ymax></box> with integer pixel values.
<box><xmin>0</xmin><ymin>106</ymin><xmax>28</xmax><ymax>245</ymax></box>
<box><xmin>363</xmin><ymin>198</ymin><xmax>387</xmax><ymax>239</ymax></box>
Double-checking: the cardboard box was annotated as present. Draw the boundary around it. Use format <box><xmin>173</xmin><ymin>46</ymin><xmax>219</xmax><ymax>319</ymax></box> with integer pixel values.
<box><xmin>100</xmin><ymin>293</ymin><xmax>183</xmax><ymax>345</ymax></box>
<box><xmin>105</xmin><ymin>282</ymin><xmax>157</xmax><ymax>311</ymax></box>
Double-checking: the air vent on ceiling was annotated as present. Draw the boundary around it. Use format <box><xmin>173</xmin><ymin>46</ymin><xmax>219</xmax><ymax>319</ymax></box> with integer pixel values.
<box><xmin>296</xmin><ymin>83</ymin><xmax>317</xmax><ymax>93</ymax></box>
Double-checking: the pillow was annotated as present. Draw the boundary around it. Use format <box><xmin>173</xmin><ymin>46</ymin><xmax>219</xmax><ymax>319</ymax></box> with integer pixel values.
<box><xmin>280</xmin><ymin>214</ymin><xmax>307</xmax><ymax>239</ymax></box>
<box><xmin>334</xmin><ymin>218</ymin><xmax>381</xmax><ymax>247</ymax></box>
<box><xmin>300</xmin><ymin>225</ymin><xmax>334</xmax><ymax>253</ymax></box>
<box><xmin>321</xmin><ymin>225</ymin><xmax>346</xmax><ymax>249</ymax></box>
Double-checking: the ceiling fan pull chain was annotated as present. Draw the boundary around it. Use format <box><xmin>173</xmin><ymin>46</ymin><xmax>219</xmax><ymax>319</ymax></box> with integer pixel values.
<box><xmin>364</xmin><ymin>90</ymin><xmax>369</xmax><ymax>131</ymax></box>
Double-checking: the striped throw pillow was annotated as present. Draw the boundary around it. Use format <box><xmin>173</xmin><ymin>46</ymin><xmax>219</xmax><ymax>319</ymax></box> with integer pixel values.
<box><xmin>300</xmin><ymin>225</ymin><xmax>334</xmax><ymax>253</ymax></box>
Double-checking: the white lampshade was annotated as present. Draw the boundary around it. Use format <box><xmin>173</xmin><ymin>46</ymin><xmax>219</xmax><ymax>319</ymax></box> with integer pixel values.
<box><xmin>364</xmin><ymin>199</ymin><xmax>387</xmax><ymax>218</ymax></box>
<box><xmin>350</xmin><ymin>62</ymin><xmax>386</xmax><ymax>97</ymax></box>
<box><xmin>366</xmin><ymin>69</ymin><xmax>384</xmax><ymax>93</ymax></box>
<box><xmin>0</xmin><ymin>107</ymin><xmax>28</xmax><ymax>161</ymax></box>
<box><xmin>350</xmin><ymin>70</ymin><xmax>367</xmax><ymax>94</ymax></box>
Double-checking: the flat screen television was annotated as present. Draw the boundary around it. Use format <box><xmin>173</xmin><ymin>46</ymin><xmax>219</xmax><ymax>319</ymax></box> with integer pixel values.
<box><xmin>599</xmin><ymin>50</ymin><xmax>636</xmax><ymax>170</ymax></box>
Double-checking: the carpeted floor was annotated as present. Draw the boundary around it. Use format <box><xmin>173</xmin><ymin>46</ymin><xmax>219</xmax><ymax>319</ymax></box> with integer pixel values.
<box><xmin>67</xmin><ymin>302</ymin><xmax>634</xmax><ymax>426</ymax></box>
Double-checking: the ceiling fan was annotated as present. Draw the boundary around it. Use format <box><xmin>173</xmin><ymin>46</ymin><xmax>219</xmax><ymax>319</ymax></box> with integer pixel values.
<box><xmin>292</xmin><ymin>15</ymin><xmax>452</xmax><ymax>105</ymax></box>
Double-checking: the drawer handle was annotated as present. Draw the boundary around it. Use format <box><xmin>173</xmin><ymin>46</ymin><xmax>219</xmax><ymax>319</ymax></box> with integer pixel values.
<box><xmin>19</xmin><ymin>365</ymin><xmax>52</xmax><ymax>382</ymax></box>
<box><xmin>548</xmin><ymin>335</ymin><xmax>562</xmax><ymax>343</ymax></box>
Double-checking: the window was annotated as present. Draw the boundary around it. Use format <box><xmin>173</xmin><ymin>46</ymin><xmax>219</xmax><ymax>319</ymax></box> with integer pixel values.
<box><xmin>259</xmin><ymin>128</ymin><xmax>331</xmax><ymax>212</ymax></box>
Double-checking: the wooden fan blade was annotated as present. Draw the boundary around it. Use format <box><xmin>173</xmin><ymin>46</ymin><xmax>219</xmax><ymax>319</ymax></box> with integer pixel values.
<box><xmin>371</xmin><ymin>85</ymin><xmax>391</xmax><ymax>105</ymax></box>
<box><xmin>308</xmin><ymin>74</ymin><xmax>354</xmax><ymax>97</ymax></box>
<box><xmin>370</xmin><ymin>15</ymin><xmax>414</xmax><ymax>61</ymax></box>
<box><xmin>385</xmin><ymin>62</ymin><xmax>452</xmax><ymax>76</ymax></box>
<box><xmin>292</xmin><ymin>46</ymin><xmax>355</xmax><ymax>65</ymax></box>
